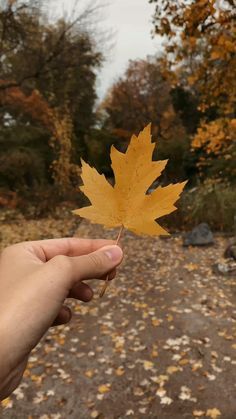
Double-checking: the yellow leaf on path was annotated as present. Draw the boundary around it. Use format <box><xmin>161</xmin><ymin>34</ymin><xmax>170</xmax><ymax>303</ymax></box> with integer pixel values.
<box><xmin>1</xmin><ymin>397</ymin><xmax>13</xmax><ymax>409</ymax></box>
<box><xmin>179</xmin><ymin>358</ymin><xmax>189</xmax><ymax>366</ymax></box>
<box><xmin>184</xmin><ymin>263</ymin><xmax>198</xmax><ymax>271</ymax></box>
<box><xmin>116</xmin><ymin>366</ymin><xmax>125</xmax><ymax>376</ymax></box>
<box><xmin>166</xmin><ymin>365</ymin><xmax>181</xmax><ymax>374</ymax></box>
<box><xmin>167</xmin><ymin>314</ymin><xmax>173</xmax><ymax>322</ymax></box>
<box><xmin>193</xmin><ymin>410</ymin><xmax>205</xmax><ymax>417</ymax></box>
<box><xmin>152</xmin><ymin>318</ymin><xmax>161</xmax><ymax>327</ymax></box>
<box><xmin>151</xmin><ymin>375</ymin><xmax>169</xmax><ymax>385</ymax></box>
<box><xmin>151</xmin><ymin>349</ymin><xmax>159</xmax><ymax>358</ymax></box>
<box><xmin>74</xmin><ymin>124</ymin><xmax>186</xmax><ymax>236</ymax></box>
<box><xmin>192</xmin><ymin>361</ymin><xmax>203</xmax><ymax>372</ymax></box>
<box><xmin>143</xmin><ymin>360</ymin><xmax>154</xmax><ymax>371</ymax></box>
<box><xmin>133</xmin><ymin>387</ymin><xmax>144</xmax><ymax>396</ymax></box>
<box><xmin>98</xmin><ymin>384</ymin><xmax>111</xmax><ymax>394</ymax></box>
<box><xmin>85</xmin><ymin>369</ymin><xmax>94</xmax><ymax>378</ymax></box>
<box><xmin>206</xmin><ymin>408</ymin><xmax>221</xmax><ymax>419</ymax></box>
<box><xmin>30</xmin><ymin>374</ymin><xmax>43</xmax><ymax>384</ymax></box>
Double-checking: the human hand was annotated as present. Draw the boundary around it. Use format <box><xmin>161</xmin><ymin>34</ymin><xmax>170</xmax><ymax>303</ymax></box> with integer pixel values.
<box><xmin>0</xmin><ymin>238</ymin><xmax>123</xmax><ymax>400</ymax></box>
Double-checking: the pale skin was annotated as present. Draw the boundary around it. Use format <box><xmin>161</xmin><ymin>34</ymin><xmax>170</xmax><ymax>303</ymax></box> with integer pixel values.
<box><xmin>0</xmin><ymin>238</ymin><xmax>123</xmax><ymax>401</ymax></box>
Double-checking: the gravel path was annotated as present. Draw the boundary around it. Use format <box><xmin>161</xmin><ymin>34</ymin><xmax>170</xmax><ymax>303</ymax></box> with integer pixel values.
<box><xmin>1</xmin><ymin>220</ymin><xmax>236</xmax><ymax>419</ymax></box>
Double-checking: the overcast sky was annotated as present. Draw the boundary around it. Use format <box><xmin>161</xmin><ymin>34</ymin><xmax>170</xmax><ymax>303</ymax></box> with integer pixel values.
<box><xmin>55</xmin><ymin>0</ymin><xmax>162</xmax><ymax>99</ymax></box>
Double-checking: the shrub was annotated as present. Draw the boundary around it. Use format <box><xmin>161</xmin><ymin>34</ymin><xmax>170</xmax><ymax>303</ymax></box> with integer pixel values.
<box><xmin>182</xmin><ymin>182</ymin><xmax>236</xmax><ymax>232</ymax></box>
<box><xmin>159</xmin><ymin>182</ymin><xmax>236</xmax><ymax>233</ymax></box>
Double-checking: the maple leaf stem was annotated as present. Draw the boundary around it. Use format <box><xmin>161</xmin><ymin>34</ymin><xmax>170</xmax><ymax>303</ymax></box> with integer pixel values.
<box><xmin>116</xmin><ymin>224</ymin><xmax>124</xmax><ymax>244</ymax></box>
<box><xmin>99</xmin><ymin>224</ymin><xmax>124</xmax><ymax>298</ymax></box>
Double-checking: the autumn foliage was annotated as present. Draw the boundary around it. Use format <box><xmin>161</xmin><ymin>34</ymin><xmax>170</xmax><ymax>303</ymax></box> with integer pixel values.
<box><xmin>150</xmin><ymin>0</ymin><xmax>236</xmax><ymax>179</ymax></box>
<box><xmin>0</xmin><ymin>82</ymin><xmax>80</xmax><ymax>192</ymax></box>
<box><xmin>102</xmin><ymin>59</ymin><xmax>186</xmax><ymax>143</ymax></box>
<box><xmin>0</xmin><ymin>0</ymin><xmax>235</xmax><ymax>230</ymax></box>
<box><xmin>0</xmin><ymin>82</ymin><xmax>53</xmax><ymax>131</ymax></box>
<box><xmin>0</xmin><ymin>0</ymin><xmax>102</xmax><ymax>197</ymax></box>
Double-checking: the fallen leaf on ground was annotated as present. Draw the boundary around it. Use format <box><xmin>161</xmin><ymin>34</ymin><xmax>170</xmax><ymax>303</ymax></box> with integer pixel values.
<box><xmin>143</xmin><ymin>360</ymin><xmax>154</xmax><ymax>370</ymax></box>
<box><xmin>206</xmin><ymin>408</ymin><xmax>221</xmax><ymax>418</ymax></box>
<box><xmin>193</xmin><ymin>410</ymin><xmax>205</xmax><ymax>417</ymax></box>
<box><xmin>166</xmin><ymin>365</ymin><xmax>181</xmax><ymax>374</ymax></box>
<box><xmin>98</xmin><ymin>384</ymin><xmax>111</xmax><ymax>394</ymax></box>
<box><xmin>115</xmin><ymin>366</ymin><xmax>125</xmax><ymax>376</ymax></box>
<box><xmin>0</xmin><ymin>398</ymin><xmax>13</xmax><ymax>409</ymax></box>
<box><xmin>85</xmin><ymin>370</ymin><xmax>95</xmax><ymax>378</ymax></box>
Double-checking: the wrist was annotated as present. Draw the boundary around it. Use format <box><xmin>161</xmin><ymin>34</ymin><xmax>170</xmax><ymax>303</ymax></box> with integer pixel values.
<box><xmin>0</xmin><ymin>317</ymin><xmax>24</xmax><ymax>400</ymax></box>
<box><xmin>0</xmin><ymin>343</ymin><xmax>27</xmax><ymax>400</ymax></box>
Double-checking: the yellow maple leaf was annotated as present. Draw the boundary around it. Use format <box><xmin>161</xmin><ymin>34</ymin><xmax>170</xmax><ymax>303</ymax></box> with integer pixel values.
<box><xmin>73</xmin><ymin>124</ymin><xmax>186</xmax><ymax>236</ymax></box>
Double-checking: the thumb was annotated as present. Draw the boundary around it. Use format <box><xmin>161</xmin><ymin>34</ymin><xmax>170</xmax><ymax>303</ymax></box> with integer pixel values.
<box><xmin>68</xmin><ymin>245</ymin><xmax>123</xmax><ymax>285</ymax></box>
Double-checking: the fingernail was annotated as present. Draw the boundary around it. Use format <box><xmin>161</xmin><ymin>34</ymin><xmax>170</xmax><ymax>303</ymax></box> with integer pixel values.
<box><xmin>104</xmin><ymin>245</ymin><xmax>123</xmax><ymax>262</ymax></box>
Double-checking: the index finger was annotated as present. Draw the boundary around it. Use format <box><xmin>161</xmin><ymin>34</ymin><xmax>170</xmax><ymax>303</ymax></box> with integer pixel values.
<box><xmin>24</xmin><ymin>238</ymin><xmax>116</xmax><ymax>262</ymax></box>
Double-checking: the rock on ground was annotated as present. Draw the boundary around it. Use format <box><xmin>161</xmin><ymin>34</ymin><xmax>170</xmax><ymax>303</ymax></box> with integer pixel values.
<box><xmin>183</xmin><ymin>223</ymin><xmax>214</xmax><ymax>247</ymax></box>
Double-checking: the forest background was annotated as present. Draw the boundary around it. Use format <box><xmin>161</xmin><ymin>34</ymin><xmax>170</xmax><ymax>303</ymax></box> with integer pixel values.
<box><xmin>0</xmin><ymin>0</ymin><xmax>235</xmax><ymax>232</ymax></box>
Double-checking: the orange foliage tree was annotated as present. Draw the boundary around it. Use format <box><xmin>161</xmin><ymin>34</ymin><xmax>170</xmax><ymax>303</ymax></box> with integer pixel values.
<box><xmin>0</xmin><ymin>81</ymin><xmax>80</xmax><ymax>192</ymax></box>
<box><xmin>102</xmin><ymin>59</ymin><xmax>186</xmax><ymax>142</ymax></box>
<box><xmin>150</xmin><ymin>0</ymin><xmax>236</xmax><ymax>179</ymax></box>
<box><xmin>100</xmin><ymin>58</ymin><xmax>189</xmax><ymax>181</ymax></box>
<box><xmin>0</xmin><ymin>0</ymin><xmax>103</xmax><ymax>177</ymax></box>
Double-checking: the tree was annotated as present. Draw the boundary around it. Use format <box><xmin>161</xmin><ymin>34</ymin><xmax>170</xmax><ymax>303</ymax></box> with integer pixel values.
<box><xmin>1</xmin><ymin>0</ymin><xmax>103</xmax><ymax>150</ymax></box>
<box><xmin>102</xmin><ymin>59</ymin><xmax>186</xmax><ymax>141</ymax></box>
<box><xmin>100</xmin><ymin>58</ymin><xmax>190</xmax><ymax>181</ymax></box>
<box><xmin>150</xmin><ymin>0</ymin><xmax>236</xmax><ymax>180</ymax></box>
<box><xmin>192</xmin><ymin>118</ymin><xmax>236</xmax><ymax>182</ymax></box>
<box><xmin>150</xmin><ymin>0</ymin><xmax>235</xmax><ymax>111</ymax></box>
<box><xmin>0</xmin><ymin>83</ymin><xmax>81</xmax><ymax>192</ymax></box>
<box><xmin>0</xmin><ymin>0</ymin><xmax>104</xmax><ymax>192</ymax></box>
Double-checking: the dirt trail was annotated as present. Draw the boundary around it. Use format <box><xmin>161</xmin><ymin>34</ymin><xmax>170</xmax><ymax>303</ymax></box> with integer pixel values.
<box><xmin>1</xmin><ymin>220</ymin><xmax>236</xmax><ymax>419</ymax></box>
